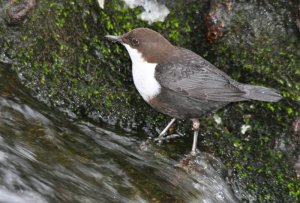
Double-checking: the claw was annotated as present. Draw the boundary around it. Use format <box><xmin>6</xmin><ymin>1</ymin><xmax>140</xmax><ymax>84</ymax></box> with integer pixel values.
<box><xmin>156</xmin><ymin>118</ymin><xmax>176</xmax><ymax>142</ymax></box>
<box><xmin>155</xmin><ymin>133</ymin><xmax>183</xmax><ymax>142</ymax></box>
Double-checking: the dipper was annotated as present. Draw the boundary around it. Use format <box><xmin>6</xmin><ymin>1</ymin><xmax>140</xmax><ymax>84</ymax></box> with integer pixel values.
<box><xmin>106</xmin><ymin>28</ymin><xmax>282</xmax><ymax>155</ymax></box>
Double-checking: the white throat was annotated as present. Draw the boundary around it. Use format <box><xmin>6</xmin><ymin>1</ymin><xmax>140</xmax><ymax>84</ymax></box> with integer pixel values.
<box><xmin>123</xmin><ymin>44</ymin><xmax>161</xmax><ymax>101</ymax></box>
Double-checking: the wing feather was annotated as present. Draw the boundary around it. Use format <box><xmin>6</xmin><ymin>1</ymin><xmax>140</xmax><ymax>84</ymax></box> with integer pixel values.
<box><xmin>155</xmin><ymin>48</ymin><xmax>248</xmax><ymax>102</ymax></box>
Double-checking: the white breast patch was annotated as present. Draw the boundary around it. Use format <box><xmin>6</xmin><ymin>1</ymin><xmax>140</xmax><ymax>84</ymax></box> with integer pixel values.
<box><xmin>124</xmin><ymin>44</ymin><xmax>161</xmax><ymax>101</ymax></box>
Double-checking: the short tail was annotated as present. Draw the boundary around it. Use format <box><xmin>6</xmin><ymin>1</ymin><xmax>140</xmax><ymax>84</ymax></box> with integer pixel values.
<box><xmin>242</xmin><ymin>84</ymin><xmax>282</xmax><ymax>102</ymax></box>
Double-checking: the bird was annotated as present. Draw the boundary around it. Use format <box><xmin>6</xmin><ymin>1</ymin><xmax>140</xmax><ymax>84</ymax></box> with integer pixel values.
<box><xmin>105</xmin><ymin>28</ymin><xmax>282</xmax><ymax>155</ymax></box>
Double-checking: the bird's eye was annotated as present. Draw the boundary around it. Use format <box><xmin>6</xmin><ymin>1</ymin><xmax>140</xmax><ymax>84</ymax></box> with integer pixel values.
<box><xmin>130</xmin><ymin>38</ymin><xmax>139</xmax><ymax>46</ymax></box>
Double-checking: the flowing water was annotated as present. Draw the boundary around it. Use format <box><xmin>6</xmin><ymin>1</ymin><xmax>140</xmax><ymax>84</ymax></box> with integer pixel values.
<box><xmin>0</xmin><ymin>63</ymin><xmax>241</xmax><ymax>203</ymax></box>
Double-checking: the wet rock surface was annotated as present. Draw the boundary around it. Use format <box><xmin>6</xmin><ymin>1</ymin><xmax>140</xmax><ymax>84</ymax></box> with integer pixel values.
<box><xmin>6</xmin><ymin>0</ymin><xmax>36</xmax><ymax>25</ymax></box>
<box><xmin>293</xmin><ymin>117</ymin><xmax>300</xmax><ymax>137</ymax></box>
<box><xmin>0</xmin><ymin>0</ymin><xmax>300</xmax><ymax>202</ymax></box>
<box><xmin>296</xmin><ymin>4</ymin><xmax>300</xmax><ymax>32</ymax></box>
<box><xmin>294</xmin><ymin>155</ymin><xmax>300</xmax><ymax>179</ymax></box>
<box><xmin>205</xmin><ymin>0</ymin><xmax>233</xmax><ymax>42</ymax></box>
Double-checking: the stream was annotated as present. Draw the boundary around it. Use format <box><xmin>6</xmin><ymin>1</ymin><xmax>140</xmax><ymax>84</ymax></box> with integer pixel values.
<box><xmin>0</xmin><ymin>63</ymin><xmax>242</xmax><ymax>203</ymax></box>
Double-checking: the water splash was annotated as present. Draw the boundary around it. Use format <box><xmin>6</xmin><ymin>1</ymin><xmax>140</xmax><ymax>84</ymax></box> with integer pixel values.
<box><xmin>123</xmin><ymin>0</ymin><xmax>170</xmax><ymax>23</ymax></box>
<box><xmin>97</xmin><ymin>0</ymin><xmax>105</xmax><ymax>9</ymax></box>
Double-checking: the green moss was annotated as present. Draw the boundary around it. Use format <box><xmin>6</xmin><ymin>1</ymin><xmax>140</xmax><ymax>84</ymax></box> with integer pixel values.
<box><xmin>203</xmin><ymin>3</ymin><xmax>300</xmax><ymax>201</ymax></box>
<box><xmin>12</xmin><ymin>0</ymin><xmax>204</xmax><ymax>125</ymax></box>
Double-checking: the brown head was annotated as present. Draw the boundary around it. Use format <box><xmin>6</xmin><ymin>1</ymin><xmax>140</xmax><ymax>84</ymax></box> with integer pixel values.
<box><xmin>106</xmin><ymin>28</ymin><xmax>174</xmax><ymax>63</ymax></box>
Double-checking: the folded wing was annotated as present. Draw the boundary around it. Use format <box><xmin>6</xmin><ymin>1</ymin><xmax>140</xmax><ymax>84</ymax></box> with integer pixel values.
<box><xmin>155</xmin><ymin>48</ymin><xmax>248</xmax><ymax>102</ymax></box>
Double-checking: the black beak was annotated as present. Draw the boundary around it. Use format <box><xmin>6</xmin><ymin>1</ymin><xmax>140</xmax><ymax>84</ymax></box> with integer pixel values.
<box><xmin>105</xmin><ymin>35</ymin><xmax>122</xmax><ymax>43</ymax></box>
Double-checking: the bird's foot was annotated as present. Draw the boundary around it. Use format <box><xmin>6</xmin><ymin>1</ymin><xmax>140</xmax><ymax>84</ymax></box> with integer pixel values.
<box><xmin>191</xmin><ymin>148</ymin><xmax>200</xmax><ymax>156</ymax></box>
<box><xmin>154</xmin><ymin>133</ymin><xmax>184</xmax><ymax>143</ymax></box>
<box><xmin>154</xmin><ymin>131</ymin><xmax>168</xmax><ymax>144</ymax></box>
<box><xmin>153</xmin><ymin>118</ymin><xmax>176</xmax><ymax>144</ymax></box>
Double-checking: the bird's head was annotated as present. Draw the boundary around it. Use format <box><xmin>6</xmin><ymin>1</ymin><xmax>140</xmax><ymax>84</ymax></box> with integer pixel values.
<box><xmin>106</xmin><ymin>28</ymin><xmax>174</xmax><ymax>63</ymax></box>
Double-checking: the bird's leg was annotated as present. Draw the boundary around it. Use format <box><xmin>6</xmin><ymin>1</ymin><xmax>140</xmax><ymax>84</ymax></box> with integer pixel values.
<box><xmin>155</xmin><ymin>118</ymin><xmax>176</xmax><ymax>143</ymax></box>
<box><xmin>191</xmin><ymin>119</ymin><xmax>200</xmax><ymax>155</ymax></box>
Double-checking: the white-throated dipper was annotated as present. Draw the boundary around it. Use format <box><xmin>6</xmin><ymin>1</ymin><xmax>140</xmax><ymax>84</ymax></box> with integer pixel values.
<box><xmin>106</xmin><ymin>28</ymin><xmax>282</xmax><ymax>155</ymax></box>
